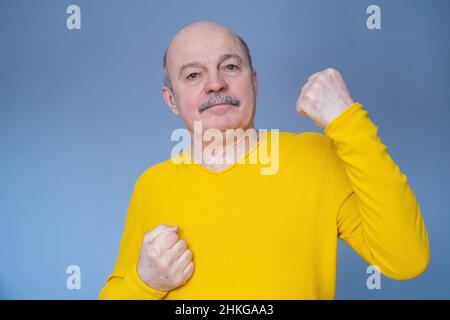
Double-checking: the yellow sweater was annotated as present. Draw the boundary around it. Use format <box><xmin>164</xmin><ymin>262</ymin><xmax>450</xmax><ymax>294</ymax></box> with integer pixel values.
<box><xmin>99</xmin><ymin>102</ymin><xmax>430</xmax><ymax>300</ymax></box>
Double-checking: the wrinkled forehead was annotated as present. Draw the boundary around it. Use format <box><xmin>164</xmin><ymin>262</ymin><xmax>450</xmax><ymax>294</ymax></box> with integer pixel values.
<box><xmin>167</xmin><ymin>29</ymin><xmax>246</xmax><ymax>71</ymax></box>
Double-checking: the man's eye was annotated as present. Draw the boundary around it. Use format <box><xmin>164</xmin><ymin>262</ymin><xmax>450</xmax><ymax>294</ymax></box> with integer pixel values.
<box><xmin>187</xmin><ymin>72</ymin><xmax>199</xmax><ymax>80</ymax></box>
<box><xmin>225</xmin><ymin>64</ymin><xmax>239</xmax><ymax>71</ymax></box>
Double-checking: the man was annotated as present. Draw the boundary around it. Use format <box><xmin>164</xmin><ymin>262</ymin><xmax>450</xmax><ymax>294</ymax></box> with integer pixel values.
<box><xmin>99</xmin><ymin>21</ymin><xmax>430</xmax><ymax>299</ymax></box>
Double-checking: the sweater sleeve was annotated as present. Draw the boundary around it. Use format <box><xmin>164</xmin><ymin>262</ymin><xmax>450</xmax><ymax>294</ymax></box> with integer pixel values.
<box><xmin>98</xmin><ymin>177</ymin><xmax>168</xmax><ymax>300</ymax></box>
<box><xmin>324</xmin><ymin>102</ymin><xmax>430</xmax><ymax>280</ymax></box>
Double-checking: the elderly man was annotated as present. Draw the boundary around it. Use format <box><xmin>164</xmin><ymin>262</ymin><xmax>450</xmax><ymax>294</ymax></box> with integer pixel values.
<box><xmin>99</xmin><ymin>21</ymin><xmax>429</xmax><ymax>299</ymax></box>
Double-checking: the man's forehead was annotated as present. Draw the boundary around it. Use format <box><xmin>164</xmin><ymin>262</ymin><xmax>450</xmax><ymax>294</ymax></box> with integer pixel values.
<box><xmin>167</xmin><ymin>24</ymin><xmax>243</xmax><ymax>67</ymax></box>
<box><xmin>174</xmin><ymin>49</ymin><xmax>244</xmax><ymax>68</ymax></box>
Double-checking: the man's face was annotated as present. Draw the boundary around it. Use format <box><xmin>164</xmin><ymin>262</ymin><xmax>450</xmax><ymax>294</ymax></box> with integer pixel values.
<box><xmin>163</xmin><ymin>25</ymin><xmax>257</xmax><ymax>133</ymax></box>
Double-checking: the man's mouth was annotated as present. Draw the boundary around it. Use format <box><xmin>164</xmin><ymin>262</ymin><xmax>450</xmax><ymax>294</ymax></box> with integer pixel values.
<box><xmin>199</xmin><ymin>103</ymin><xmax>237</xmax><ymax>113</ymax></box>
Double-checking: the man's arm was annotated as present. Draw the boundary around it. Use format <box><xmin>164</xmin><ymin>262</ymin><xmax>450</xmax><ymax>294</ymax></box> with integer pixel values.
<box><xmin>99</xmin><ymin>177</ymin><xmax>194</xmax><ymax>300</ymax></box>
<box><xmin>297</xmin><ymin>68</ymin><xmax>430</xmax><ymax>280</ymax></box>
<box><xmin>98</xmin><ymin>178</ymin><xmax>168</xmax><ymax>300</ymax></box>
<box><xmin>325</xmin><ymin>102</ymin><xmax>429</xmax><ymax>280</ymax></box>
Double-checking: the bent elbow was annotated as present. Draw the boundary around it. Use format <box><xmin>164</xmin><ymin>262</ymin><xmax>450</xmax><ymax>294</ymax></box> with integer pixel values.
<box><xmin>386</xmin><ymin>245</ymin><xmax>431</xmax><ymax>281</ymax></box>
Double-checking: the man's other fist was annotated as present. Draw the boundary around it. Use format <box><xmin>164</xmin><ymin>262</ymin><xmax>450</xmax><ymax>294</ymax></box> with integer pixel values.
<box><xmin>296</xmin><ymin>68</ymin><xmax>354</xmax><ymax>128</ymax></box>
<box><xmin>137</xmin><ymin>224</ymin><xmax>195</xmax><ymax>292</ymax></box>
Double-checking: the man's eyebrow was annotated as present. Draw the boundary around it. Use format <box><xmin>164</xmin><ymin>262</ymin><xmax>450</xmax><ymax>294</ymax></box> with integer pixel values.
<box><xmin>177</xmin><ymin>53</ymin><xmax>244</xmax><ymax>78</ymax></box>
<box><xmin>178</xmin><ymin>62</ymin><xmax>205</xmax><ymax>78</ymax></box>
<box><xmin>218</xmin><ymin>53</ymin><xmax>244</xmax><ymax>65</ymax></box>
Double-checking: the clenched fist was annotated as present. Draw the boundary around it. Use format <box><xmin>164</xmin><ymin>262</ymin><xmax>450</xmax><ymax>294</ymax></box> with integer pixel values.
<box><xmin>296</xmin><ymin>68</ymin><xmax>355</xmax><ymax>128</ymax></box>
<box><xmin>137</xmin><ymin>224</ymin><xmax>195</xmax><ymax>292</ymax></box>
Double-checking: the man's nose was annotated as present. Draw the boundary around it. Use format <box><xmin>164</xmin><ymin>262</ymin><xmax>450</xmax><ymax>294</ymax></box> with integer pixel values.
<box><xmin>203</xmin><ymin>71</ymin><xmax>229</xmax><ymax>94</ymax></box>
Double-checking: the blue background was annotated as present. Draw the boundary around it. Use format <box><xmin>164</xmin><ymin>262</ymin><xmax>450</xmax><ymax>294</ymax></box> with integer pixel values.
<box><xmin>1</xmin><ymin>0</ymin><xmax>449</xmax><ymax>299</ymax></box>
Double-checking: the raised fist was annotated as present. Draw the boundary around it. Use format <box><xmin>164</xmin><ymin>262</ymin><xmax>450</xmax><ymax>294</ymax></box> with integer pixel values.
<box><xmin>137</xmin><ymin>224</ymin><xmax>195</xmax><ymax>292</ymax></box>
<box><xmin>296</xmin><ymin>68</ymin><xmax>354</xmax><ymax>128</ymax></box>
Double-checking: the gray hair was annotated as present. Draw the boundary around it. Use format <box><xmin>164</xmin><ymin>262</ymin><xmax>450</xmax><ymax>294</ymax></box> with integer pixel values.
<box><xmin>163</xmin><ymin>35</ymin><xmax>253</xmax><ymax>92</ymax></box>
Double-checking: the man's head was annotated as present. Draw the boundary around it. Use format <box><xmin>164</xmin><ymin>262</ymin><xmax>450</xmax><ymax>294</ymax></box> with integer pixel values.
<box><xmin>162</xmin><ymin>21</ymin><xmax>257</xmax><ymax>133</ymax></box>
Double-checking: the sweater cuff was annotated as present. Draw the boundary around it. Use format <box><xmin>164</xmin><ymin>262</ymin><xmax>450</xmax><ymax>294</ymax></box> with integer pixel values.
<box><xmin>124</xmin><ymin>262</ymin><xmax>169</xmax><ymax>300</ymax></box>
<box><xmin>324</xmin><ymin>102</ymin><xmax>364</xmax><ymax>137</ymax></box>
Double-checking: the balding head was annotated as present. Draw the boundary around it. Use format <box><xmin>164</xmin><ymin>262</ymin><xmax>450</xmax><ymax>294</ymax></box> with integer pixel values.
<box><xmin>163</xmin><ymin>21</ymin><xmax>253</xmax><ymax>91</ymax></box>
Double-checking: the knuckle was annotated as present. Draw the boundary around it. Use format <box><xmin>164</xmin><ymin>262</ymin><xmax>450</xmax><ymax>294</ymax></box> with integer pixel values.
<box><xmin>300</xmin><ymin>87</ymin><xmax>308</xmax><ymax>95</ymax></box>
<box><xmin>316</xmin><ymin>74</ymin><xmax>325</xmax><ymax>82</ymax></box>
<box><xmin>301</xmin><ymin>94</ymin><xmax>311</xmax><ymax>101</ymax></box>
<box><xmin>187</xmin><ymin>263</ymin><xmax>195</xmax><ymax>276</ymax></box>
<box><xmin>152</xmin><ymin>225</ymin><xmax>166</xmax><ymax>234</ymax></box>
<box><xmin>299</xmin><ymin>89</ymin><xmax>307</xmax><ymax>98</ymax></box>
<box><xmin>157</xmin><ymin>258</ymin><xmax>171</xmax><ymax>270</ymax></box>
<box><xmin>161</xmin><ymin>232</ymin><xmax>178</xmax><ymax>244</ymax></box>
<box><xmin>166</xmin><ymin>268</ymin><xmax>177</xmax><ymax>279</ymax></box>
<box><xmin>330</xmin><ymin>68</ymin><xmax>341</xmax><ymax>78</ymax></box>
<box><xmin>305</xmin><ymin>92</ymin><xmax>314</xmax><ymax>99</ymax></box>
<box><xmin>146</xmin><ymin>250</ymin><xmax>157</xmax><ymax>261</ymax></box>
<box><xmin>143</xmin><ymin>233</ymin><xmax>152</xmax><ymax>244</ymax></box>
<box><xmin>308</xmin><ymin>73</ymin><xmax>318</xmax><ymax>81</ymax></box>
<box><xmin>147</xmin><ymin>241</ymin><xmax>156</xmax><ymax>249</ymax></box>
<box><xmin>178</xmin><ymin>239</ymin><xmax>186</xmax><ymax>249</ymax></box>
<box><xmin>183</xmin><ymin>273</ymin><xmax>191</xmax><ymax>284</ymax></box>
<box><xmin>173</xmin><ymin>274</ymin><xmax>184</xmax><ymax>286</ymax></box>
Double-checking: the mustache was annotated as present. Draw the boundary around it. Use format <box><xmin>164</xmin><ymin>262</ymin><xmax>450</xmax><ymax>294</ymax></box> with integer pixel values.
<box><xmin>198</xmin><ymin>93</ymin><xmax>241</xmax><ymax>113</ymax></box>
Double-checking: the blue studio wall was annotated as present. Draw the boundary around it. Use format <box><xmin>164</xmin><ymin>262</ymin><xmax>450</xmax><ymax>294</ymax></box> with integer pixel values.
<box><xmin>0</xmin><ymin>0</ymin><xmax>449</xmax><ymax>299</ymax></box>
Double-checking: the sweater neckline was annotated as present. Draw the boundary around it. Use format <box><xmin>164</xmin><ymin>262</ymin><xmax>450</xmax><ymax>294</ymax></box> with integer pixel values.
<box><xmin>179</xmin><ymin>130</ymin><xmax>268</xmax><ymax>175</ymax></box>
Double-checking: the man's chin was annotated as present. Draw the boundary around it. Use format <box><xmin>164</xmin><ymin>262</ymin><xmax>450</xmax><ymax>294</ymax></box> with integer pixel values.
<box><xmin>200</xmin><ymin>116</ymin><xmax>242</xmax><ymax>132</ymax></box>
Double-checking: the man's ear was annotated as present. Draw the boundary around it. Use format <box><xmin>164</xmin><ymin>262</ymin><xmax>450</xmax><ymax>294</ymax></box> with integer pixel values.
<box><xmin>252</xmin><ymin>70</ymin><xmax>258</xmax><ymax>96</ymax></box>
<box><xmin>162</xmin><ymin>86</ymin><xmax>179</xmax><ymax>115</ymax></box>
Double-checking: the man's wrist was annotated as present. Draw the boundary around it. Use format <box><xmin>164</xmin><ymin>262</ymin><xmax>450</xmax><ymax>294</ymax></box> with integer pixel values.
<box><xmin>324</xmin><ymin>102</ymin><xmax>362</xmax><ymax>136</ymax></box>
<box><xmin>124</xmin><ymin>262</ymin><xmax>169</xmax><ymax>300</ymax></box>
